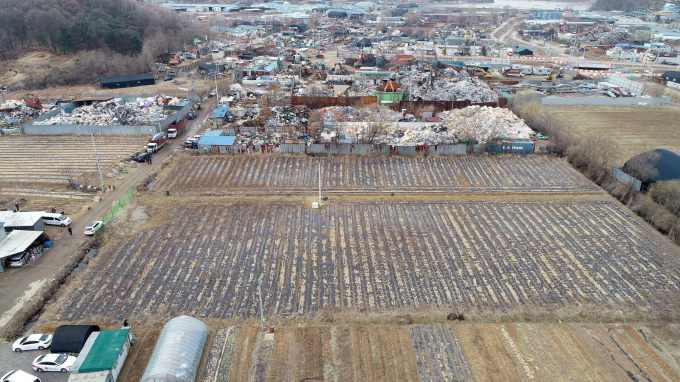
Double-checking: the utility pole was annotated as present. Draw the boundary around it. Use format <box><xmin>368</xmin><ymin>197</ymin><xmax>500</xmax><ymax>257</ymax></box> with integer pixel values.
<box><xmin>91</xmin><ymin>133</ymin><xmax>104</xmax><ymax>191</ymax></box>
<box><xmin>318</xmin><ymin>162</ymin><xmax>323</xmax><ymax>207</ymax></box>
<box><xmin>258</xmin><ymin>277</ymin><xmax>265</xmax><ymax>331</ymax></box>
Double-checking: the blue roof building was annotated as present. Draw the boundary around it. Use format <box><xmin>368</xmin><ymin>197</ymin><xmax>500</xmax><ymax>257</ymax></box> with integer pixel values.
<box><xmin>210</xmin><ymin>107</ymin><xmax>229</xmax><ymax>119</ymax></box>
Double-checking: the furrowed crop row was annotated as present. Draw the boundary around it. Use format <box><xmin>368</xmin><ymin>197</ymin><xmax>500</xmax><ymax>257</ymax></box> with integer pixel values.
<box><xmin>410</xmin><ymin>325</ymin><xmax>474</xmax><ymax>382</ymax></box>
<box><xmin>154</xmin><ymin>156</ymin><xmax>596</xmax><ymax>194</ymax></box>
<box><xmin>59</xmin><ymin>201</ymin><xmax>680</xmax><ymax>321</ymax></box>
<box><xmin>0</xmin><ymin>137</ymin><xmax>143</xmax><ymax>184</ymax></box>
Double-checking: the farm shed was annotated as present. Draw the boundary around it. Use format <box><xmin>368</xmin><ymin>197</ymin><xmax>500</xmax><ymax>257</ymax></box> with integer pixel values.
<box><xmin>209</xmin><ymin>106</ymin><xmax>229</xmax><ymax>128</ymax></box>
<box><xmin>99</xmin><ymin>73</ymin><xmax>155</xmax><ymax>89</ymax></box>
<box><xmin>0</xmin><ymin>228</ymin><xmax>43</xmax><ymax>272</ymax></box>
<box><xmin>198</xmin><ymin>135</ymin><xmax>236</xmax><ymax>154</ymax></box>
<box><xmin>0</xmin><ymin>211</ymin><xmax>46</xmax><ymax>233</ymax></box>
<box><xmin>140</xmin><ymin>316</ymin><xmax>208</xmax><ymax>382</ymax></box>
<box><xmin>661</xmin><ymin>71</ymin><xmax>680</xmax><ymax>82</ymax></box>
<box><xmin>51</xmin><ymin>325</ymin><xmax>100</xmax><ymax>354</ymax></box>
<box><xmin>622</xmin><ymin>149</ymin><xmax>680</xmax><ymax>190</ymax></box>
<box><xmin>69</xmin><ymin>328</ymin><xmax>133</xmax><ymax>382</ymax></box>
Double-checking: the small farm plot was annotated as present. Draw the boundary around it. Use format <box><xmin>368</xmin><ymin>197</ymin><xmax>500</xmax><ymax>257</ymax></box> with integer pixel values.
<box><xmin>413</xmin><ymin>324</ymin><xmax>680</xmax><ymax>382</ymax></box>
<box><xmin>0</xmin><ymin>135</ymin><xmax>145</xmax><ymax>184</ymax></box>
<box><xmin>50</xmin><ymin>201</ymin><xmax>680</xmax><ymax>322</ymax></box>
<box><xmin>154</xmin><ymin>156</ymin><xmax>596</xmax><ymax>194</ymax></box>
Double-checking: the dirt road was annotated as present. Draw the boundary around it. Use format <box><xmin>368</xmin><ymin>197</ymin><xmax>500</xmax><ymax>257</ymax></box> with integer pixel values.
<box><xmin>0</xmin><ymin>96</ymin><xmax>216</xmax><ymax>332</ymax></box>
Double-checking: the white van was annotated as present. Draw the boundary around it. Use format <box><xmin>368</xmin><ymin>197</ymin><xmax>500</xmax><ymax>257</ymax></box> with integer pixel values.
<box><xmin>42</xmin><ymin>213</ymin><xmax>71</xmax><ymax>227</ymax></box>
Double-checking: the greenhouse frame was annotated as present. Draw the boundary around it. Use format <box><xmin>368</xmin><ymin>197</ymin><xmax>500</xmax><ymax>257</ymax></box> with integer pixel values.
<box><xmin>140</xmin><ymin>316</ymin><xmax>209</xmax><ymax>382</ymax></box>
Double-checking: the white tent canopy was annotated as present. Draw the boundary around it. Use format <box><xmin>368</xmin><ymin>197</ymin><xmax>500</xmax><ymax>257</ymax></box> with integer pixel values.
<box><xmin>0</xmin><ymin>230</ymin><xmax>42</xmax><ymax>260</ymax></box>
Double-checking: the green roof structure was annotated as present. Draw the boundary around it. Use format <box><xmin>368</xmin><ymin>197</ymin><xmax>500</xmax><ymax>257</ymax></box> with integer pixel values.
<box><xmin>72</xmin><ymin>329</ymin><xmax>131</xmax><ymax>374</ymax></box>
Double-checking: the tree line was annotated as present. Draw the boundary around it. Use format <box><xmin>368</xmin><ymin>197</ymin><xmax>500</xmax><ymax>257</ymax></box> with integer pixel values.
<box><xmin>0</xmin><ymin>0</ymin><xmax>208</xmax><ymax>88</ymax></box>
<box><xmin>591</xmin><ymin>0</ymin><xmax>652</xmax><ymax>12</ymax></box>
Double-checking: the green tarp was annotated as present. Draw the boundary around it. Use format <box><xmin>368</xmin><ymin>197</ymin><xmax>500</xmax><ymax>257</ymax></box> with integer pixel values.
<box><xmin>78</xmin><ymin>329</ymin><xmax>130</xmax><ymax>373</ymax></box>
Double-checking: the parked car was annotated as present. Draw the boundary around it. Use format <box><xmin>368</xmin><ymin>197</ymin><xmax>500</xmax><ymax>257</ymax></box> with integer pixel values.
<box><xmin>9</xmin><ymin>252</ymin><xmax>30</xmax><ymax>268</ymax></box>
<box><xmin>316</xmin><ymin>54</ymin><xmax>324</xmax><ymax>58</ymax></box>
<box><xmin>187</xmin><ymin>112</ymin><xmax>196</xmax><ymax>120</ymax></box>
<box><xmin>42</xmin><ymin>213</ymin><xmax>71</xmax><ymax>227</ymax></box>
<box><xmin>227</xmin><ymin>114</ymin><xmax>234</xmax><ymax>123</ymax></box>
<box><xmin>12</xmin><ymin>334</ymin><xmax>52</xmax><ymax>352</ymax></box>
<box><xmin>1</xmin><ymin>370</ymin><xmax>41</xmax><ymax>382</ymax></box>
<box><xmin>256</xmin><ymin>81</ymin><xmax>262</xmax><ymax>86</ymax></box>
<box><xmin>84</xmin><ymin>221</ymin><xmax>103</xmax><ymax>236</ymax></box>
<box><xmin>163</xmin><ymin>76</ymin><xmax>173</xmax><ymax>81</ymax></box>
<box><xmin>209</xmin><ymin>90</ymin><xmax>217</xmax><ymax>97</ymax></box>
<box><xmin>32</xmin><ymin>354</ymin><xmax>76</xmax><ymax>373</ymax></box>
<box><xmin>134</xmin><ymin>152</ymin><xmax>150</xmax><ymax>162</ymax></box>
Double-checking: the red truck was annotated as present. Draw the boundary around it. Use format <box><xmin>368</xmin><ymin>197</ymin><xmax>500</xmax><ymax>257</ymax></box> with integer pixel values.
<box><xmin>147</xmin><ymin>132</ymin><xmax>169</xmax><ymax>153</ymax></box>
<box><xmin>167</xmin><ymin>119</ymin><xmax>186</xmax><ymax>138</ymax></box>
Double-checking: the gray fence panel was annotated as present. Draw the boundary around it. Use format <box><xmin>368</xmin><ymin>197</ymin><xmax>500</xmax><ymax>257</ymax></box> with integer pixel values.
<box><xmin>222</xmin><ymin>129</ymin><xmax>237</xmax><ymax>136</ymax></box>
<box><xmin>612</xmin><ymin>167</ymin><xmax>642</xmax><ymax>191</ymax></box>
<box><xmin>427</xmin><ymin>144</ymin><xmax>467</xmax><ymax>155</ymax></box>
<box><xmin>280</xmin><ymin>143</ymin><xmax>307</xmax><ymax>153</ymax></box>
<box><xmin>23</xmin><ymin>124</ymin><xmax>157</xmax><ymax>135</ymax></box>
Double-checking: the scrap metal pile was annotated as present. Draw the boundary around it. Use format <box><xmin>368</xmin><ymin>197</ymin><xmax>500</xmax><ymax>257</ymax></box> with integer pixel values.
<box><xmin>33</xmin><ymin>98</ymin><xmax>168</xmax><ymax>126</ymax></box>
<box><xmin>595</xmin><ymin>28</ymin><xmax>628</xmax><ymax>45</ymax></box>
<box><xmin>255</xmin><ymin>105</ymin><xmax>311</xmax><ymax>127</ymax></box>
<box><xmin>321</xmin><ymin>106</ymin><xmax>416</xmax><ymax>122</ymax></box>
<box><xmin>336</xmin><ymin>106</ymin><xmax>533</xmax><ymax>146</ymax></box>
<box><xmin>294</xmin><ymin>84</ymin><xmax>334</xmax><ymax>97</ymax></box>
<box><xmin>395</xmin><ymin>67</ymin><xmax>497</xmax><ymax>103</ymax></box>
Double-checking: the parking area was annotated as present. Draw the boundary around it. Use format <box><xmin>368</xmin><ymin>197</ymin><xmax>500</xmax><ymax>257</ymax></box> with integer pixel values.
<box><xmin>0</xmin><ymin>343</ymin><xmax>69</xmax><ymax>382</ymax></box>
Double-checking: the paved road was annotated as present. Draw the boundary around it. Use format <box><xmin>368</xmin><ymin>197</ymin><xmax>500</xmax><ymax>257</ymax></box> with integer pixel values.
<box><xmin>0</xmin><ymin>96</ymin><xmax>217</xmax><ymax>335</ymax></box>
<box><xmin>0</xmin><ymin>343</ymin><xmax>69</xmax><ymax>382</ymax></box>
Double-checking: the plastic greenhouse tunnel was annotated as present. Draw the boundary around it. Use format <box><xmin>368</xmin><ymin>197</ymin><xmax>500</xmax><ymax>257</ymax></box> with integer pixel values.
<box><xmin>140</xmin><ymin>316</ymin><xmax>209</xmax><ymax>382</ymax></box>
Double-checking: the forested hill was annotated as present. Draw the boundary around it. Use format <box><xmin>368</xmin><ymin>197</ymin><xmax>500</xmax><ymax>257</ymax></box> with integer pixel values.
<box><xmin>0</xmin><ymin>0</ymin><xmax>203</xmax><ymax>60</ymax></box>
<box><xmin>591</xmin><ymin>0</ymin><xmax>653</xmax><ymax>11</ymax></box>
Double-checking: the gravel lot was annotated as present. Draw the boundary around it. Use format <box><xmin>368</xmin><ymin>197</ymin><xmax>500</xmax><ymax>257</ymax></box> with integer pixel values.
<box><xmin>0</xmin><ymin>343</ymin><xmax>69</xmax><ymax>382</ymax></box>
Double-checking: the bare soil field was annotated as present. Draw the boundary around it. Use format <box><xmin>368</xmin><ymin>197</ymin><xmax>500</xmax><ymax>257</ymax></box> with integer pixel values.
<box><xmin>190</xmin><ymin>323</ymin><xmax>680</xmax><ymax>382</ymax></box>
<box><xmin>154</xmin><ymin>155</ymin><xmax>597</xmax><ymax>194</ymax></box>
<box><xmin>545</xmin><ymin>105</ymin><xmax>680</xmax><ymax>159</ymax></box>
<box><xmin>43</xmin><ymin>200</ymin><xmax>680</xmax><ymax>323</ymax></box>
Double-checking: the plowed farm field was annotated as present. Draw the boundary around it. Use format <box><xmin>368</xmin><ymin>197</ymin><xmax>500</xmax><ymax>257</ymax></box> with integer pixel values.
<box><xmin>0</xmin><ymin>135</ymin><xmax>145</xmax><ymax>184</ymax></box>
<box><xmin>196</xmin><ymin>323</ymin><xmax>680</xmax><ymax>382</ymax></box>
<box><xmin>153</xmin><ymin>156</ymin><xmax>596</xmax><ymax>194</ymax></box>
<box><xmin>50</xmin><ymin>201</ymin><xmax>680</xmax><ymax>322</ymax></box>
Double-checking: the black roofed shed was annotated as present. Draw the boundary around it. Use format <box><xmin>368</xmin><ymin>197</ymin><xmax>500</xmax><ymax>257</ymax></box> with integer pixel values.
<box><xmin>51</xmin><ymin>325</ymin><xmax>100</xmax><ymax>354</ymax></box>
<box><xmin>99</xmin><ymin>73</ymin><xmax>155</xmax><ymax>89</ymax></box>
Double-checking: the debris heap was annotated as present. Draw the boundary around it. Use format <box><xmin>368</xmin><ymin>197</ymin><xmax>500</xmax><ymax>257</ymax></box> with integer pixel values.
<box><xmin>260</xmin><ymin>105</ymin><xmax>311</xmax><ymax>127</ymax></box>
<box><xmin>595</xmin><ymin>29</ymin><xmax>627</xmax><ymax>45</ymax></box>
<box><xmin>320</xmin><ymin>106</ymin><xmax>416</xmax><ymax>122</ymax></box>
<box><xmin>294</xmin><ymin>84</ymin><xmax>334</xmax><ymax>97</ymax></box>
<box><xmin>396</xmin><ymin>67</ymin><xmax>496</xmax><ymax>102</ymax></box>
<box><xmin>33</xmin><ymin>98</ymin><xmax>168</xmax><ymax>126</ymax></box>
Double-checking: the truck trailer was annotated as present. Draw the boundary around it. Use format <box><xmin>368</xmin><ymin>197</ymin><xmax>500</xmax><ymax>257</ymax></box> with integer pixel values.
<box><xmin>167</xmin><ymin>119</ymin><xmax>186</xmax><ymax>138</ymax></box>
<box><xmin>147</xmin><ymin>132</ymin><xmax>169</xmax><ymax>153</ymax></box>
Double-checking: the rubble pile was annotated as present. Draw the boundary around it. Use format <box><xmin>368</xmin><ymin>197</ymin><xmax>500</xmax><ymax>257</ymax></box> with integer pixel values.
<box><xmin>294</xmin><ymin>84</ymin><xmax>334</xmax><ymax>97</ymax></box>
<box><xmin>321</xmin><ymin>106</ymin><xmax>416</xmax><ymax>122</ymax></box>
<box><xmin>335</xmin><ymin>106</ymin><xmax>533</xmax><ymax>146</ymax></box>
<box><xmin>34</xmin><ymin>98</ymin><xmax>168</xmax><ymax>126</ymax></box>
<box><xmin>236</xmin><ymin>131</ymin><xmax>283</xmax><ymax>146</ymax></box>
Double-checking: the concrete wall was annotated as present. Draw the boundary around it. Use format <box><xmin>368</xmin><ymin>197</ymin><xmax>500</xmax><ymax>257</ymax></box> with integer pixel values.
<box><xmin>540</xmin><ymin>95</ymin><xmax>671</xmax><ymax>106</ymax></box>
<box><xmin>22</xmin><ymin>95</ymin><xmax>193</xmax><ymax>136</ymax></box>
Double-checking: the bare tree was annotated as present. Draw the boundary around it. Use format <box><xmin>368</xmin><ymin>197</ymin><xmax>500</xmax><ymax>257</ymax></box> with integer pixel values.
<box><xmin>645</xmin><ymin>84</ymin><xmax>665</xmax><ymax>97</ymax></box>
<box><xmin>362</xmin><ymin>121</ymin><xmax>389</xmax><ymax>144</ymax></box>
<box><xmin>566</xmin><ymin>132</ymin><xmax>621</xmax><ymax>183</ymax></box>
<box><xmin>63</xmin><ymin>166</ymin><xmax>78</xmax><ymax>189</ymax></box>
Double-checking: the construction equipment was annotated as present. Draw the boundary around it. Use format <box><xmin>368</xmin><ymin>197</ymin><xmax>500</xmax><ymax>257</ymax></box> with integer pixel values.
<box><xmin>471</xmin><ymin>67</ymin><xmax>493</xmax><ymax>78</ymax></box>
<box><xmin>388</xmin><ymin>66</ymin><xmax>399</xmax><ymax>72</ymax></box>
<box><xmin>322</xmin><ymin>107</ymin><xmax>348</xmax><ymax>122</ymax></box>
<box><xmin>543</xmin><ymin>73</ymin><xmax>564</xmax><ymax>81</ymax></box>
<box><xmin>156</xmin><ymin>94</ymin><xmax>171</xmax><ymax>106</ymax></box>
<box><xmin>344</xmin><ymin>37</ymin><xmax>352</xmax><ymax>43</ymax></box>
<box><xmin>169</xmin><ymin>52</ymin><xmax>181</xmax><ymax>65</ymax></box>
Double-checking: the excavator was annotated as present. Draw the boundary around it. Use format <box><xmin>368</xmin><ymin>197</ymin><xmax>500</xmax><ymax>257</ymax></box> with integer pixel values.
<box><xmin>156</xmin><ymin>94</ymin><xmax>171</xmax><ymax>106</ymax></box>
<box><xmin>543</xmin><ymin>73</ymin><xmax>564</xmax><ymax>81</ymax></box>
<box><xmin>169</xmin><ymin>52</ymin><xmax>181</xmax><ymax>65</ymax></box>
<box><xmin>322</xmin><ymin>107</ymin><xmax>348</xmax><ymax>122</ymax></box>
<box><xmin>471</xmin><ymin>67</ymin><xmax>493</xmax><ymax>78</ymax></box>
